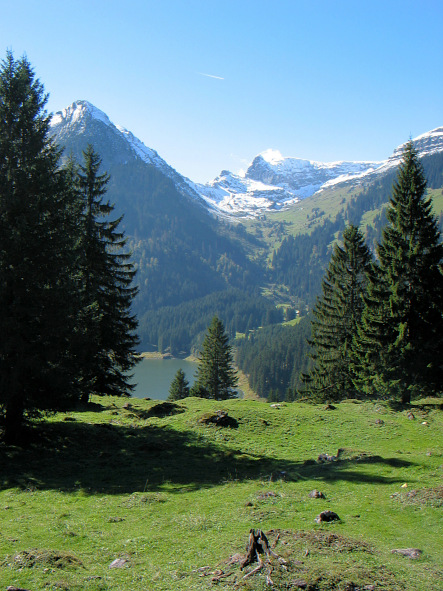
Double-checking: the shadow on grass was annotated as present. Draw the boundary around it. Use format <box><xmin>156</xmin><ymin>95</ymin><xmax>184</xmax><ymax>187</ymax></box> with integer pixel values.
<box><xmin>386</xmin><ymin>398</ymin><xmax>443</xmax><ymax>412</ymax></box>
<box><xmin>0</xmin><ymin>420</ymin><xmax>415</xmax><ymax>494</ymax></box>
<box><xmin>300</xmin><ymin>454</ymin><xmax>414</xmax><ymax>485</ymax></box>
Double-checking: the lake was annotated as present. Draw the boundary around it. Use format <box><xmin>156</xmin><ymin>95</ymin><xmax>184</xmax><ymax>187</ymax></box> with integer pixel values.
<box><xmin>130</xmin><ymin>357</ymin><xmax>198</xmax><ymax>400</ymax></box>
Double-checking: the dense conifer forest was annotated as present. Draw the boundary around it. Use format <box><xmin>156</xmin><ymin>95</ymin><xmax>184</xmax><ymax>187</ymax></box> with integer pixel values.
<box><xmin>235</xmin><ymin>316</ymin><xmax>311</xmax><ymax>399</ymax></box>
<box><xmin>138</xmin><ymin>289</ymin><xmax>283</xmax><ymax>354</ymax></box>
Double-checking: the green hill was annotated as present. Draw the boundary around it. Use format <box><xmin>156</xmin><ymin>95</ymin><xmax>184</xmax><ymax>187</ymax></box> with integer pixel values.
<box><xmin>1</xmin><ymin>396</ymin><xmax>442</xmax><ymax>590</ymax></box>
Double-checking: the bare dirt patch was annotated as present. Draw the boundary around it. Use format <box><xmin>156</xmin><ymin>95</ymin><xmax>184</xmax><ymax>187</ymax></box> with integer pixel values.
<box><xmin>273</xmin><ymin>529</ymin><xmax>373</xmax><ymax>554</ymax></box>
<box><xmin>391</xmin><ymin>486</ymin><xmax>443</xmax><ymax>508</ymax></box>
<box><xmin>9</xmin><ymin>549</ymin><xmax>83</xmax><ymax>569</ymax></box>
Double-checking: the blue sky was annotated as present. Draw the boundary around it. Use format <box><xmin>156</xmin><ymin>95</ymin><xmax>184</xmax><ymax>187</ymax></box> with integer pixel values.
<box><xmin>2</xmin><ymin>0</ymin><xmax>442</xmax><ymax>182</ymax></box>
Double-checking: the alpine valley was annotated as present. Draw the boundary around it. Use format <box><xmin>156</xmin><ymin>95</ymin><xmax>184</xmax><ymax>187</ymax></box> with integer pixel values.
<box><xmin>50</xmin><ymin>101</ymin><xmax>443</xmax><ymax>358</ymax></box>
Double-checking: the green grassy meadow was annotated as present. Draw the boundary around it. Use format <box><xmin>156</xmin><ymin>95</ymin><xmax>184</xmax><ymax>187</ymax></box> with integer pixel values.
<box><xmin>1</xmin><ymin>397</ymin><xmax>442</xmax><ymax>590</ymax></box>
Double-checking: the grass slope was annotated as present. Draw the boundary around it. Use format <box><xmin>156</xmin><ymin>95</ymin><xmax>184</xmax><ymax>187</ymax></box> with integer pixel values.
<box><xmin>244</xmin><ymin>186</ymin><xmax>443</xmax><ymax>258</ymax></box>
<box><xmin>0</xmin><ymin>397</ymin><xmax>442</xmax><ymax>591</ymax></box>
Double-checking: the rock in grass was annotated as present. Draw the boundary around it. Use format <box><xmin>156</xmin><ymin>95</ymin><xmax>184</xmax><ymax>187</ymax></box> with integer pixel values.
<box><xmin>198</xmin><ymin>410</ymin><xmax>238</xmax><ymax>428</ymax></box>
<box><xmin>317</xmin><ymin>453</ymin><xmax>337</xmax><ymax>463</ymax></box>
<box><xmin>13</xmin><ymin>549</ymin><xmax>83</xmax><ymax>569</ymax></box>
<box><xmin>257</xmin><ymin>491</ymin><xmax>278</xmax><ymax>500</ymax></box>
<box><xmin>391</xmin><ymin>548</ymin><xmax>423</xmax><ymax>559</ymax></box>
<box><xmin>109</xmin><ymin>558</ymin><xmax>129</xmax><ymax>568</ymax></box>
<box><xmin>315</xmin><ymin>510</ymin><xmax>340</xmax><ymax>523</ymax></box>
<box><xmin>308</xmin><ymin>489</ymin><xmax>325</xmax><ymax>499</ymax></box>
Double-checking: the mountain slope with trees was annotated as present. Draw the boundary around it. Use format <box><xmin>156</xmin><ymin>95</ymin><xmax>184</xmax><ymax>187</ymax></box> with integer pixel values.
<box><xmin>49</xmin><ymin>100</ymin><xmax>443</xmax><ymax>356</ymax></box>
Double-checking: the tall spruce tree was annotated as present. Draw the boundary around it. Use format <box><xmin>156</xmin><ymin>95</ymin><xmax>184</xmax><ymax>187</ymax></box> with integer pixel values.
<box><xmin>301</xmin><ymin>225</ymin><xmax>372</xmax><ymax>401</ymax></box>
<box><xmin>0</xmin><ymin>52</ymin><xmax>80</xmax><ymax>441</ymax></box>
<box><xmin>75</xmin><ymin>145</ymin><xmax>139</xmax><ymax>402</ymax></box>
<box><xmin>356</xmin><ymin>141</ymin><xmax>443</xmax><ymax>403</ymax></box>
<box><xmin>192</xmin><ymin>316</ymin><xmax>238</xmax><ymax>400</ymax></box>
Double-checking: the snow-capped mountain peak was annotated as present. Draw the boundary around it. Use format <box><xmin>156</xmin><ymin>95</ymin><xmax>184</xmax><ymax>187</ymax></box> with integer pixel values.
<box><xmin>51</xmin><ymin>100</ymin><xmax>164</xmax><ymax>168</ymax></box>
<box><xmin>50</xmin><ymin>100</ymin><xmax>205</xmax><ymax>206</ymax></box>
<box><xmin>51</xmin><ymin>100</ymin><xmax>112</xmax><ymax>129</ymax></box>
<box><xmin>391</xmin><ymin>127</ymin><xmax>443</xmax><ymax>160</ymax></box>
<box><xmin>50</xmin><ymin>101</ymin><xmax>443</xmax><ymax>219</ymax></box>
<box><xmin>194</xmin><ymin>128</ymin><xmax>443</xmax><ymax>217</ymax></box>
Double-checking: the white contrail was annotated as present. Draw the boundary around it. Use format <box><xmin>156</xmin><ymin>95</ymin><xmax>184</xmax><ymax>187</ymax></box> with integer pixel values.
<box><xmin>197</xmin><ymin>72</ymin><xmax>224</xmax><ymax>80</ymax></box>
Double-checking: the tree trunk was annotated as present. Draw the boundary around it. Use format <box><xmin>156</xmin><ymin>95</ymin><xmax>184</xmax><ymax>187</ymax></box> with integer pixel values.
<box><xmin>401</xmin><ymin>390</ymin><xmax>411</xmax><ymax>405</ymax></box>
<box><xmin>80</xmin><ymin>391</ymin><xmax>90</xmax><ymax>405</ymax></box>
<box><xmin>4</xmin><ymin>396</ymin><xmax>24</xmax><ymax>445</ymax></box>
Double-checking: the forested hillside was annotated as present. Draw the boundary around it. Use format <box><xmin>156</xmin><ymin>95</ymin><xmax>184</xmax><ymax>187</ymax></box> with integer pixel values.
<box><xmin>236</xmin><ymin>316</ymin><xmax>311</xmax><ymax>399</ymax></box>
<box><xmin>107</xmin><ymin>159</ymin><xmax>264</xmax><ymax>312</ymax></box>
<box><xmin>138</xmin><ymin>289</ymin><xmax>282</xmax><ymax>354</ymax></box>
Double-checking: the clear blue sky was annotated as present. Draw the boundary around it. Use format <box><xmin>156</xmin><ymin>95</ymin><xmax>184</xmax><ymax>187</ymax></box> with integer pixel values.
<box><xmin>2</xmin><ymin>0</ymin><xmax>442</xmax><ymax>182</ymax></box>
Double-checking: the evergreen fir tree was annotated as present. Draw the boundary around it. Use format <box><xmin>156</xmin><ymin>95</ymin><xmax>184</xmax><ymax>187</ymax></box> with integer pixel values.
<box><xmin>0</xmin><ymin>52</ymin><xmax>80</xmax><ymax>441</ymax></box>
<box><xmin>301</xmin><ymin>225</ymin><xmax>372</xmax><ymax>401</ymax></box>
<box><xmin>192</xmin><ymin>316</ymin><xmax>238</xmax><ymax>400</ymax></box>
<box><xmin>356</xmin><ymin>141</ymin><xmax>443</xmax><ymax>403</ymax></box>
<box><xmin>167</xmin><ymin>369</ymin><xmax>190</xmax><ymax>401</ymax></box>
<box><xmin>75</xmin><ymin>145</ymin><xmax>139</xmax><ymax>402</ymax></box>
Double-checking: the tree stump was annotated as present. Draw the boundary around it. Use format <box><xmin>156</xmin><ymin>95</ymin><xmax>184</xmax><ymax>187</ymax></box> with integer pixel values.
<box><xmin>243</xmin><ymin>529</ymin><xmax>282</xmax><ymax>563</ymax></box>
<box><xmin>240</xmin><ymin>529</ymin><xmax>288</xmax><ymax>584</ymax></box>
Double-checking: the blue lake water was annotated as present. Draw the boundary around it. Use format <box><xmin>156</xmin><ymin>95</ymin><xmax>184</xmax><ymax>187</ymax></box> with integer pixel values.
<box><xmin>130</xmin><ymin>358</ymin><xmax>198</xmax><ymax>400</ymax></box>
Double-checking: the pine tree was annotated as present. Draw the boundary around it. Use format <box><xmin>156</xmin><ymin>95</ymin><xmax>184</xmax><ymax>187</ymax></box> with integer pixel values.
<box><xmin>301</xmin><ymin>225</ymin><xmax>372</xmax><ymax>401</ymax></box>
<box><xmin>0</xmin><ymin>52</ymin><xmax>80</xmax><ymax>441</ymax></box>
<box><xmin>168</xmin><ymin>369</ymin><xmax>190</xmax><ymax>401</ymax></box>
<box><xmin>192</xmin><ymin>316</ymin><xmax>238</xmax><ymax>400</ymax></box>
<box><xmin>356</xmin><ymin>141</ymin><xmax>443</xmax><ymax>403</ymax></box>
<box><xmin>74</xmin><ymin>145</ymin><xmax>139</xmax><ymax>402</ymax></box>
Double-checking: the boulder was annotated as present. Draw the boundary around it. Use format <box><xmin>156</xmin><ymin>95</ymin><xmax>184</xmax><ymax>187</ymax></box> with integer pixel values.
<box><xmin>198</xmin><ymin>410</ymin><xmax>238</xmax><ymax>427</ymax></box>
<box><xmin>109</xmin><ymin>558</ymin><xmax>129</xmax><ymax>568</ymax></box>
<box><xmin>315</xmin><ymin>510</ymin><xmax>340</xmax><ymax>523</ymax></box>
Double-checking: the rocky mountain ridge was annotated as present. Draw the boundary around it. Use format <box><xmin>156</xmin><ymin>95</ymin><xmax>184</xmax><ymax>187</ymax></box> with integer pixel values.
<box><xmin>51</xmin><ymin>101</ymin><xmax>443</xmax><ymax>219</ymax></box>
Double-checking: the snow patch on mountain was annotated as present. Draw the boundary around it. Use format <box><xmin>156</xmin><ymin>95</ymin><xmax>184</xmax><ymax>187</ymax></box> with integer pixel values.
<box><xmin>321</xmin><ymin>127</ymin><xmax>443</xmax><ymax>192</ymax></box>
<box><xmin>192</xmin><ymin>152</ymin><xmax>383</xmax><ymax>217</ymax></box>
<box><xmin>195</xmin><ymin>128</ymin><xmax>443</xmax><ymax>217</ymax></box>
<box><xmin>190</xmin><ymin>170</ymin><xmax>299</xmax><ymax>216</ymax></box>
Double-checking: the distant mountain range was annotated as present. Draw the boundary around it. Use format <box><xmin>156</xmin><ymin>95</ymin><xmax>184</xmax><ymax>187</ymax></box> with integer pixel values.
<box><xmin>50</xmin><ymin>100</ymin><xmax>443</xmax><ymax>219</ymax></box>
<box><xmin>49</xmin><ymin>100</ymin><xmax>443</xmax><ymax>353</ymax></box>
